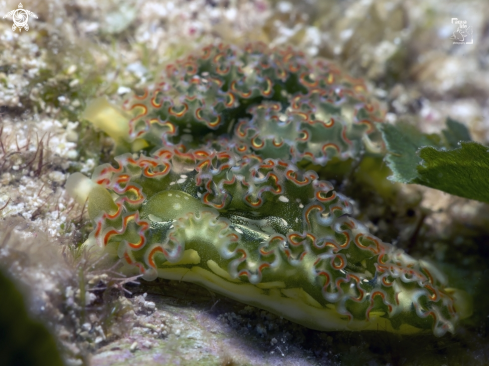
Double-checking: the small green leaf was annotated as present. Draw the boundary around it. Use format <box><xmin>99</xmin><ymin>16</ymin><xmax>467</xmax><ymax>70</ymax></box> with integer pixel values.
<box><xmin>442</xmin><ymin>117</ymin><xmax>472</xmax><ymax>149</ymax></box>
<box><xmin>377</xmin><ymin>117</ymin><xmax>473</xmax><ymax>182</ymax></box>
<box><xmin>376</xmin><ymin>120</ymin><xmax>442</xmax><ymax>183</ymax></box>
<box><xmin>377</xmin><ymin>118</ymin><xmax>489</xmax><ymax>203</ymax></box>
<box><xmin>414</xmin><ymin>142</ymin><xmax>489</xmax><ymax>203</ymax></box>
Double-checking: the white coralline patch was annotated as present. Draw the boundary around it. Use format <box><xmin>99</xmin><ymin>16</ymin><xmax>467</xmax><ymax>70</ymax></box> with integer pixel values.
<box><xmin>117</xmin><ymin>86</ymin><xmax>131</xmax><ymax>95</ymax></box>
<box><xmin>81</xmin><ymin>158</ymin><xmax>97</xmax><ymax>174</ymax></box>
<box><xmin>48</xmin><ymin>171</ymin><xmax>65</xmax><ymax>183</ymax></box>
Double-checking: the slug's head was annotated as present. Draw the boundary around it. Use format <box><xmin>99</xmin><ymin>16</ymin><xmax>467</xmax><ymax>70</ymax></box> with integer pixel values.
<box><xmin>82</xmin><ymin>97</ymin><xmax>149</xmax><ymax>154</ymax></box>
<box><xmin>66</xmin><ymin>172</ymin><xmax>118</xmax><ymax>220</ymax></box>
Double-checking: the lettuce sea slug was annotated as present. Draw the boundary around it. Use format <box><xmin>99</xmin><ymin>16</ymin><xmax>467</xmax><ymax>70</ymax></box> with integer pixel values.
<box><xmin>68</xmin><ymin>43</ymin><xmax>471</xmax><ymax>336</ymax></box>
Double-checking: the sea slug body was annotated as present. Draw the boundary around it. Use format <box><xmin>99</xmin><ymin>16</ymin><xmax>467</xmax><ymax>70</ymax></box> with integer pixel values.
<box><xmin>83</xmin><ymin>43</ymin><xmax>384</xmax><ymax>162</ymax></box>
<box><xmin>70</xmin><ymin>43</ymin><xmax>471</xmax><ymax>337</ymax></box>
